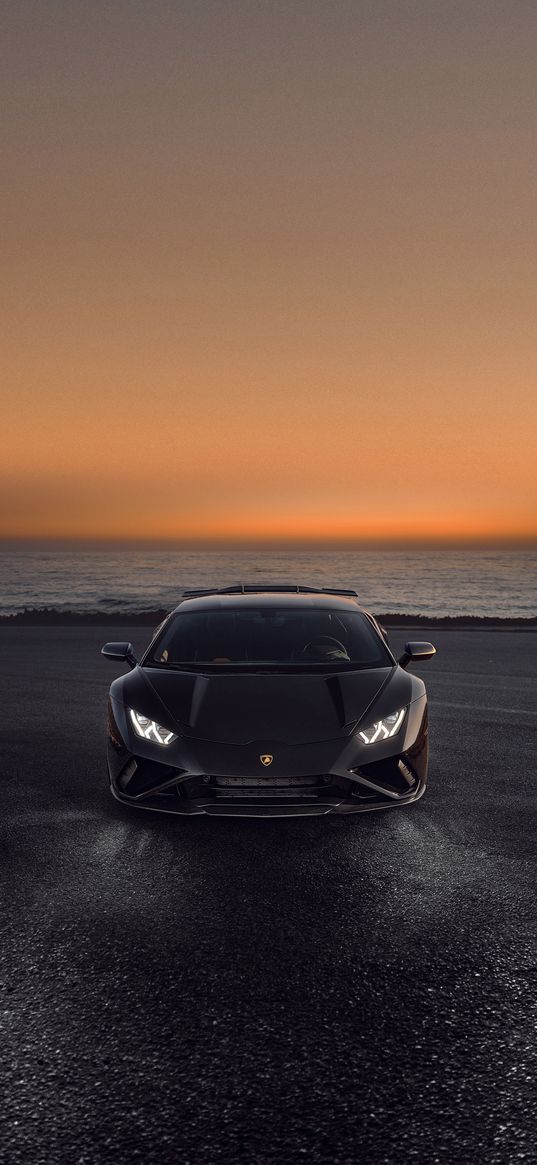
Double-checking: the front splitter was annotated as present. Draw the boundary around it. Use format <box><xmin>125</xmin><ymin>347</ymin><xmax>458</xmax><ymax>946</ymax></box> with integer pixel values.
<box><xmin>109</xmin><ymin>779</ymin><xmax>427</xmax><ymax>818</ymax></box>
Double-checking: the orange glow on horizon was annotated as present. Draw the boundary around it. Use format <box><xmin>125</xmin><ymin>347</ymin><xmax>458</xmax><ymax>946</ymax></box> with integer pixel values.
<box><xmin>3</xmin><ymin>4</ymin><xmax>537</xmax><ymax>546</ymax></box>
<box><xmin>2</xmin><ymin>501</ymin><xmax>536</xmax><ymax>546</ymax></box>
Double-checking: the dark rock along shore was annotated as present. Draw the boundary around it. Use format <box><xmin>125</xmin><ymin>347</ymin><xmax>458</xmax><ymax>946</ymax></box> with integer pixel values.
<box><xmin>1</xmin><ymin>607</ymin><xmax>536</xmax><ymax>627</ymax></box>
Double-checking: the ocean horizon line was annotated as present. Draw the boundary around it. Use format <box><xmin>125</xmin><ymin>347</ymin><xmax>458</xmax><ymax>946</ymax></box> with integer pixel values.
<box><xmin>1</xmin><ymin>536</ymin><xmax>537</xmax><ymax>553</ymax></box>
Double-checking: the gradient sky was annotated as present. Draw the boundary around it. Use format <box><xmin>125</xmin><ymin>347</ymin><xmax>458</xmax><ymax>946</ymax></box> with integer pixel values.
<box><xmin>3</xmin><ymin>0</ymin><xmax>537</xmax><ymax>543</ymax></box>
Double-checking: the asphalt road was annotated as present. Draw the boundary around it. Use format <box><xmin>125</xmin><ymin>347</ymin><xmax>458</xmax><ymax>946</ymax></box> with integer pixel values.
<box><xmin>1</xmin><ymin>625</ymin><xmax>536</xmax><ymax>1165</ymax></box>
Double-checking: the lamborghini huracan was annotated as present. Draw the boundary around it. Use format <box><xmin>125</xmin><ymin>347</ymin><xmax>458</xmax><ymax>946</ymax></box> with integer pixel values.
<box><xmin>102</xmin><ymin>583</ymin><xmax>436</xmax><ymax>817</ymax></box>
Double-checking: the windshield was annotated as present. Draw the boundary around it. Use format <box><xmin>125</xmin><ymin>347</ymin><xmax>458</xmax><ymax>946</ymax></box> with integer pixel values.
<box><xmin>147</xmin><ymin>608</ymin><xmax>391</xmax><ymax>669</ymax></box>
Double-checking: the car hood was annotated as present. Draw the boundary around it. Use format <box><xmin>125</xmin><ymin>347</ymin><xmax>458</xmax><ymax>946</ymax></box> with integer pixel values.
<box><xmin>126</xmin><ymin>666</ymin><xmax>398</xmax><ymax>745</ymax></box>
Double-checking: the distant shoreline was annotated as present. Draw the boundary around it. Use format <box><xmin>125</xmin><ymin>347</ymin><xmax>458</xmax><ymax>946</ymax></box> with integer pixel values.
<box><xmin>1</xmin><ymin>607</ymin><xmax>535</xmax><ymax>629</ymax></box>
<box><xmin>2</xmin><ymin>538</ymin><xmax>537</xmax><ymax>551</ymax></box>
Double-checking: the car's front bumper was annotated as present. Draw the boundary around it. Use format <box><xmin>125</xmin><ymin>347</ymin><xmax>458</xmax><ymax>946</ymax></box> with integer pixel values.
<box><xmin>107</xmin><ymin>694</ymin><xmax>429</xmax><ymax>817</ymax></box>
<box><xmin>107</xmin><ymin>744</ymin><xmax>428</xmax><ymax>817</ymax></box>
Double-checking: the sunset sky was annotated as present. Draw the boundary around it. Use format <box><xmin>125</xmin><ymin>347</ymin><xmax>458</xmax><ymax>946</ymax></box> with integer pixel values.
<box><xmin>3</xmin><ymin>1</ymin><xmax>537</xmax><ymax>545</ymax></box>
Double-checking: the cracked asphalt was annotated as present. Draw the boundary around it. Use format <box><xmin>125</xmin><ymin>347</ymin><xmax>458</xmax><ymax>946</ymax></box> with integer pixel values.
<box><xmin>0</xmin><ymin>625</ymin><xmax>536</xmax><ymax>1164</ymax></box>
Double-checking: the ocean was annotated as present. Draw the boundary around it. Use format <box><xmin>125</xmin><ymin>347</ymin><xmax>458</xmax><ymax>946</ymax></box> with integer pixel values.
<box><xmin>0</xmin><ymin>547</ymin><xmax>536</xmax><ymax>619</ymax></box>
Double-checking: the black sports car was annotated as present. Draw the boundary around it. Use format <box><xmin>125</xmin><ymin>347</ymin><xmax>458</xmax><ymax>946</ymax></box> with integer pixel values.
<box><xmin>102</xmin><ymin>583</ymin><xmax>435</xmax><ymax>817</ymax></box>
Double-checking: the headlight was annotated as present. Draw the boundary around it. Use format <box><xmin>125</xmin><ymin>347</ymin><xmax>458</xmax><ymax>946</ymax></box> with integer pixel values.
<box><xmin>128</xmin><ymin>708</ymin><xmax>177</xmax><ymax>746</ymax></box>
<box><xmin>358</xmin><ymin>707</ymin><xmax>406</xmax><ymax>745</ymax></box>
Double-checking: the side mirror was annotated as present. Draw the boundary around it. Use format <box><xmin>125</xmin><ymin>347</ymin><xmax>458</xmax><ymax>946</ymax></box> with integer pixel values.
<box><xmin>399</xmin><ymin>641</ymin><xmax>436</xmax><ymax>669</ymax></box>
<box><xmin>101</xmin><ymin>641</ymin><xmax>137</xmax><ymax>668</ymax></box>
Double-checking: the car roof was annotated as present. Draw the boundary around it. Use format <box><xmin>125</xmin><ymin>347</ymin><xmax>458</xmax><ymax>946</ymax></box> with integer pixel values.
<box><xmin>170</xmin><ymin>589</ymin><xmax>367</xmax><ymax>615</ymax></box>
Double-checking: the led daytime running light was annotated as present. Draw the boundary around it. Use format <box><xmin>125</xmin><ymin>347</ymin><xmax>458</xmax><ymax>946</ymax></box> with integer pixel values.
<box><xmin>129</xmin><ymin>709</ymin><xmax>177</xmax><ymax>746</ymax></box>
<box><xmin>358</xmin><ymin>707</ymin><xmax>406</xmax><ymax>745</ymax></box>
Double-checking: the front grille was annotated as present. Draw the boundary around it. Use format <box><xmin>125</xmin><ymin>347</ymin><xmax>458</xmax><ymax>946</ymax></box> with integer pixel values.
<box><xmin>210</xmin><ymin>775</ymin><xmax>319</xmax><ymax>800</ymax></box>
<box><xmin>212</xmin><ymin>774</ymin><xmax>323</xmax><ymax>800</ymax></box>
<box><xmin>217</xmin><ymin>788</ymin><xmax>318</xmax><ymax>800</ymax></box>
<box><xmin>178</xmin><ymin>773</ymin><xmax>352</xmax><ymax>804</ymax></box>
<box><xmin>214</xmin><ymin>775</ymin><xmax>321</xmax><ymax>788</ymax></box>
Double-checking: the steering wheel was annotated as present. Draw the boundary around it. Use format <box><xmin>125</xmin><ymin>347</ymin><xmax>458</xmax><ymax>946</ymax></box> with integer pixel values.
<box><xmin>298</xmin><ymin>635</ymin><xmax>350</xmax><ymax>661</ymax></box>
